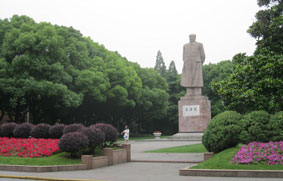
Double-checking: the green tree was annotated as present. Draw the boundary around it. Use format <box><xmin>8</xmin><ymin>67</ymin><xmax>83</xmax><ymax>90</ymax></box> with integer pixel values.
<box><xmin>202</xmin><ymin>60</ymin><xmax>233</xmax><ymax>117</ymax></box>
<box><xmin>154</xmin><ymin>50</ymin><xmax>166</xmax><ymax>77</ymax></box>
<box><xmin>0</xmin><ymin>16</ymin><xmax>83</xmax><ymax>123</ymax></box>
<box><xmin>162</xmin><ymin>61</ymin><xmax>184</xmax><ymax>133</ymax></box>
<box><xmin>248</xmin><ymin>0</ymin><xmax>283</xmax><ymax>54</ymax></box>
<box><xmin>212</xmin><ymin>52</ymin><xmax>283</xmax><ymax>114</ymax></box>
<box><xmin>127</xmin><ymin>63</ymin><xmax>169</xmax><ymax>133</ymax></box>
<box><xmin>211</xmin><ymin>0</ymin><xmax>283</xmax><ymax>115</ymax></box>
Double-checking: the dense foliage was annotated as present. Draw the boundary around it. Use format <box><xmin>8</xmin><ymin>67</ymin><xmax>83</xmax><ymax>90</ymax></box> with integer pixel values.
<box><xmin>269</xmin><ymin>111</ymin><xmax>283</xmax><ymax>141</ymax></box>
<box><xmin>0</xmin><ymin>0</ymin><xmax>281</xmax><ymax>135</ymax></box>
<box><xmin>203</xmin><ymin>110</ymin><xmax>283</xmax><ymax>153</ymax></box>
<box><xmin>0</xmin><ymin>122</ymin><xmax>17</xmax><ymax>137</ymax></box>
<box><xmin>248</xmin><ymin>0</ymin><xmax>283</xmax><ymax>54</ymax></box>
<box><xmin>212</xmin><ymin>0</ymin><xmax>283</xmax><ymax>114</ymax></box>
<box><xmin>63</xmin><ymin>123</ymin><xmax>84</xmax><ymax>134</ymax></box>
<box><xmin>91</xmin><ymin>123</ymin><xmax>118</xmax><ymax>143</ymax></box>
<box><xmin>0</xmin><ymin>15</ymin><xmax>168</xmax><ymax>134</ymax></box>
<box><xmin>240</xmin><ymin>111</ymin><xmax>271</xmax><ymax>144</ymax></box>
<box><xmin>58</xmin><ymin>132</ymin><xmax>89</xmax><ymax>157</ymax></box>
<box><xmin>82</xmin><ymin>127</ymin><xmax>105</xmax><ymax>151</ymax></box>
<box><xmin>13</xmin><ymin>123</ymin><xmax>33</xmax><ymax>138</ymax></box>
<box><xmin>30</xmin><ymin>123</ymin><xmax>50</xmax><ymax>138</ymax></box>
<box><xmin>49</xmin><ymin>124</ymin><xmax>65</xmax><ymax>139</ymax></box>
<box><xmin>202</xmin><ymin>111</ymin><xmax>242</xmax><ymax>153</ymax></box>
<box><xmin>212</xmin><ymin>52</ymin><xmax>283</xmax><ymax>114</ymax></box>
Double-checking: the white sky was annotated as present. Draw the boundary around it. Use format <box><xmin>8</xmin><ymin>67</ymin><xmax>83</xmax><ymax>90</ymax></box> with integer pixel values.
<box><xmin>0</xmin><ymin>0</ymin><xmax>260</xmax><ymax>73</ymax></box>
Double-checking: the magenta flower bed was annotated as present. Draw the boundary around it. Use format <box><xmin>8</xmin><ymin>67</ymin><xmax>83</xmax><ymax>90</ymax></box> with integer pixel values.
<box><xmin>0</xmin><ymin>137</ymin><xmax>59</xmax><ymax>158</ymax></box>
<box><xmin>232</xmin><ymin>142</ymin><xmax>283</xmax><ymax>165</ymax></box>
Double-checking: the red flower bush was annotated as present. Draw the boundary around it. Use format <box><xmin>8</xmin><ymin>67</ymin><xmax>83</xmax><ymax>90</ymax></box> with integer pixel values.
<box><xmin>0</xmin><ymin>137</ymin><xmax>59</xmax><ymax>158</ymax></box>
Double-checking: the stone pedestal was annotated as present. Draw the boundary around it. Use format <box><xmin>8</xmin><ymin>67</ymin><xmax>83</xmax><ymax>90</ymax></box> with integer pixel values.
<box><xmin>171</xmin><ymin>95</ymin><xmax>211</xmax><ymax>140</ymax></box>
<box><xmin>179</xmin><ymin>95</ymin><xmax>211</xmax><ymax>132</ymax></box>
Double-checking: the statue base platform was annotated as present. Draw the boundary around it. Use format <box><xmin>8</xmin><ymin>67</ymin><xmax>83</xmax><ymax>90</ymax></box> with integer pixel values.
<box><xmin>168</xmin><ymin>132</ymin><xmax>203</xmax><ymax>141</ymax></box>
<box><xmin>178</xmin><ymin>95</ymin><xmax>211</xmax><ymax>132</ymax></box>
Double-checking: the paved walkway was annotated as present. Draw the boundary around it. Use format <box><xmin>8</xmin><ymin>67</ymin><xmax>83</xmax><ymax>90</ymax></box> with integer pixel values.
<box><xmin>131</xmin><ymin>140</ymin><xmax>203</xmax><ymax>162</ymax></box>
<box><xmin>0</xmin><ymin>140</ymin><xmax>282</xmax><ymax>181</ymax></box>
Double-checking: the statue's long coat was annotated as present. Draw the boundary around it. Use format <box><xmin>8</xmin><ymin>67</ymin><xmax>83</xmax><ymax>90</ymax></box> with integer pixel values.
<box><xmin>181</xmin><ymin>42</ymin><xmax>205</xmax><ymax>88</ymax></box>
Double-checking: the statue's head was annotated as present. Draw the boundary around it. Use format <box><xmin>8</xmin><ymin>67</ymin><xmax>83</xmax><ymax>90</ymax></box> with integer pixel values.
<box><xmin>189</xmin><ymin>34</ymin><xmax>196</xmax><ymax>42</ymax></box>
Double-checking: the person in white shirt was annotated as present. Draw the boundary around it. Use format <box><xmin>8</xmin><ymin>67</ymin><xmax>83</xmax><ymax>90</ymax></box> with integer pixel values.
<box><xmin>121</xmin><ymin>125</ymin><xmax>129</xmax><ymax>144</ymax></box>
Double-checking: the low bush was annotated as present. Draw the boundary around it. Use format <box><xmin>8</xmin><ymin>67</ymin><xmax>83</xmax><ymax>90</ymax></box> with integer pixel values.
<box><xmin>202</xmin><ymin>111</ymin><xmax>242</xmax><ymax>153</ymax></box>
<box><xmin>91</xmin><ymin>123</ymin><xmax>118</xmax><ymax>143</ymax></box>
<box><xmin>63</xmin><ymin>123</ymin><xmax>84</xmax><ymax>134</ymax></box>
<box><xmin>240</xmin><ymin>110</ymin><xmax>270</xmax><ymax>144</ymax></box>
<box><xmin>268</xmin><ymin>111</ymin><xmax>283</xmax><ymax>142</ymax></box>
<box><xmin>13</xmin><ymin>123</ymin><xmax>34</xmax><ymax>138</ymax></box>
<box><xmin>30</xmin><ymin>123</ymin><xmax>50</xmax><ymax>138</ymax></box>
<box><xmin>49</xmin><ymin>124</ymin><xmax>65</xmax><ymax>139</ymax></box>
<box><xmin>0</xmin><ymin>122</ymin><xmax>17</xmax><ymax>138</ymax></box>
<box><xmin>58</xmin><ymin>132</ymin><xmax>89</xmax><ymax>157</ymax></box>
<box><xmin>82</xmin><ymin>127</ymin><xmax>105</xmax><ymax>150</ymax></box>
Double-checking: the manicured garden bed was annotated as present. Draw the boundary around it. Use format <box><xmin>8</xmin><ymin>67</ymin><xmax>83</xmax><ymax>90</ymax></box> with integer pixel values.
<box><xmin>145</xmin><ymin>143</ymin><xmax>207</xmax><ymax>153</ymax></box>
<box><xmin>191</xmin><ymin>144</ymin><xmax>283</xmax><ymax>170</ymax></box>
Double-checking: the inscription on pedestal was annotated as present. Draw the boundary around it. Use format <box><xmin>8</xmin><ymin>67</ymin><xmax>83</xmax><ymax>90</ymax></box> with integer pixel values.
<box><xmin>183</xmin><ymin>105</ymin><xmax>200</xmax><ymax>117</ymax></box>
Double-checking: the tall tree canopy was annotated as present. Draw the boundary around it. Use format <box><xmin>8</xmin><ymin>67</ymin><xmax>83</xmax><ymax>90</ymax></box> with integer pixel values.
<box><xmin>212</xmin><ymin>0</ymin><xmax>283</xmax><ymax>114</ymax></box>
<box><xmin>154</xmin><ymin>50</ymin><xmax>166</xmax><ymax>77</ymax></box>
<box><xmin>248</xmin><ymin>0</ymin><xmax>283</xmax><ymax>54</ymax></box>
<box><xmin>0</xmin><ymin>15</ymin><xmax>168</xmax><ymax>130</ymax></box>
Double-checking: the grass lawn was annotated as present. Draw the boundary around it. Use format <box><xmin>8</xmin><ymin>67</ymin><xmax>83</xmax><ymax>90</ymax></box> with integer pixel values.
<box><xmin>145</xmin><ymin>143</ymin><xmax>207</xmax><ymax>153</ymax></box>
<box><xmin>191</xmin><ymin>146</ymin><xmax>283</xmax><ymax>170</ymax></box>
<box><xmin>0</xmin><ymin>152</ymin><xmax>81</xmax><ymax>166</ymax></box>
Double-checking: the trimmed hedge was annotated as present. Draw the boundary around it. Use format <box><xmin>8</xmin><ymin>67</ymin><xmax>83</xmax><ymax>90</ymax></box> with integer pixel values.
<box><xmin>82</xmin><ymin>127</ymin><xmax>105</xmax><ymax>148</ymax></box>
<box><xmin>202</xmin><ymin>111</ymin><xmax>242</xmax><ymax>153</ymax></box>
<box><xmin>269</xmin><ymin>111</ymin><xmax>283</xmax><ymax>141</ymax></box>
<box><xmin>13</xmin><ymin>123</ymin><xmax>34</xmax><ymax>138</ymax></box>
<box><xmin>0</xmin><ymin>122</ymin><xmax>17</xmax><ymax>138</ymax></box>
<box><xmin>30</xmin><ymin>123</ymin><xmax>50</xmax><ymax>138</ymax></box>
<box><xmin>240</xmin><ymin>110</ymin><xmax>270</xmax><ymax>144</ymax></box>
<box><xmin>49</xmin><ymin>124</ymin><xmax>65</xmax><ymax>139</ymax></box>
<box><xmin>63</xmin><ymin>123</ymin><xmax>85</xmax><ymax>134</ymax></box>
<box><xmin>58</xmin><ymin>132</ymin><xmax>89</xmax><ymax>157</ymax></box>
<box><xmin>91</xmin><ymin>123</ymin><xmax>118</xmax><ymax>143</ymax></box>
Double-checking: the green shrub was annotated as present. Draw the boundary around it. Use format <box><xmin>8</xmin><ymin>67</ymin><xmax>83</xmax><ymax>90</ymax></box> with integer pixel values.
<box><xmin>268</xmin><ymin>111</ymin><xmax>283</xmax><ymax>141</ymax></box>
<box><xmin>202</xmin><ymin>111</ymin><xmax>242</xmax><ymax>153</ymax></box>
<box><xmin>240</xmin><ymin>110</ymin><xmax>271</xmax><ymax>144</ymax></box>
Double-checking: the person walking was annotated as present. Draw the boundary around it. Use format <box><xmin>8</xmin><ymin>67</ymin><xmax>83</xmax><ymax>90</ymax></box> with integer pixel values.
<box><xmin>121</xmin><ymin>125</ymin><xmax>129</xmax><ymax>144</ymax></box>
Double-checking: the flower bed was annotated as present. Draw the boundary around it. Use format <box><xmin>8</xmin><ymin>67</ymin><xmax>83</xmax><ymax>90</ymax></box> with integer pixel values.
<box><xmin>232</xmin><ymin>141</ymin><xmax>283</xmax><ymax>165</ymax></box>
<box><xmin>0</xmin><ymin>137</ymin><xmax>59</xmax><ymax>158</ymax></box>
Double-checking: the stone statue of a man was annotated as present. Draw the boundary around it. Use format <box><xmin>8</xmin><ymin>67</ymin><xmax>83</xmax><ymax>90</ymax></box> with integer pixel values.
<box><xmin>181</xmin><ymin>34</ymin><xmax>205</xmax><ymax>96</ymax></box>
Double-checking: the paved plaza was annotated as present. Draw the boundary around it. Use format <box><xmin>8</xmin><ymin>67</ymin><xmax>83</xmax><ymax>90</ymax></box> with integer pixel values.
<box><xmin>0</xmin><ymin>140</ymin><xmax>282</xmax><ymax>181</ymax></box>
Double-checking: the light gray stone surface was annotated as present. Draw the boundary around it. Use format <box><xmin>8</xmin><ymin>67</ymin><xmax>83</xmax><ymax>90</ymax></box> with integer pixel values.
<box><xmin>178</xmin><ymin>95</ymin><xmax>211</xmax><ymax>133</ymax></box>
<box><xmin>181</xmin><ymin>34</ymin><xmax>205</xmax><ymax>90</ymax></box>
<box><xmin>170</xmin><ymin>132</ymin><xmax>203</xmax><ymax>141</ymax></box>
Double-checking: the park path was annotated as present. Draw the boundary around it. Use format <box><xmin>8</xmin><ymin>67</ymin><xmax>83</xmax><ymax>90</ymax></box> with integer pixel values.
<box><xmin>1</xmin><ymin>140</ymin><xmax>282</xmax><ymax>181</ymax></box>
<box><xmin>130</xmin><ymin>139</ymin><xmax>203</xmax><ymax>162</ymax></box>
